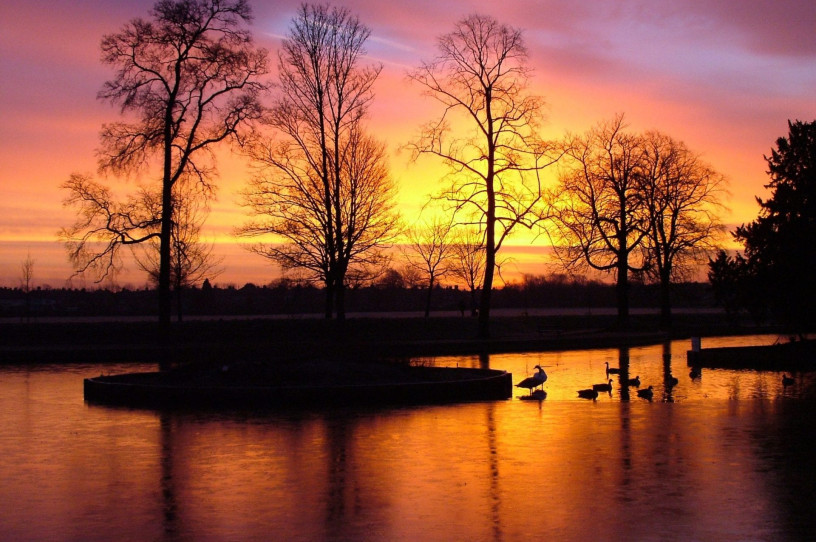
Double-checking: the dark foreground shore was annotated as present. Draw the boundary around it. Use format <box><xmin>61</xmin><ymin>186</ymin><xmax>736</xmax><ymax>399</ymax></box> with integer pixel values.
<box><xmin>0</xmin><ymin>310</ymin><xmax>785</xmax><ymax>365</ymax></box>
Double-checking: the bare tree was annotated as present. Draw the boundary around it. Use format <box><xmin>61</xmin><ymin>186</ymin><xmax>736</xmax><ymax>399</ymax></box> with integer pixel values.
<box><xmin>20</xmin><ymin>252</ymin><xmax>35</xmax><ymax>321</ymax></box>
<box><xmin>60</xmin><ymin>0</ymin><xmax>268</xmax><ymax>335</ymax></box>
<box><xmin>20</xmin><ymin>252</ymin><xmax>35</xmax><ymax>293</ymax></box>
<box><xmin>448</xmin><ymin>227</ymin><xmax>485</xmax><ymax>315</ymax></box>
<box><xmin>239</xmin><ymin>4</ymin><xmax>397</xmax><ymax>319</ymax></box>
<box><xmin>409</xmin><ymin>14</ymin><xmax>558</xmax><ymax>337</ymax></box>
<box><xmin>134</xmin><ymin>183</ymin><xmax>224</xmax><ymax>322</ymax></box>
<box><xmin>401</xmin><ymin>217</ymin><xmax>455</xmax><ymax>317</ymax></box>
<box><xmin>553</xmin><ymin>115</ymin><xmax>649</xmax><ymax>326</ymax></box>
<box><xmin>400</xmin><ymin>264</ymin><xmax>424</xmax><ymax>289</ymax></box>
<box><xmin>639</xmin><ymin>131</ymin><xmax>727</xmax><ymax>328</ymax></box>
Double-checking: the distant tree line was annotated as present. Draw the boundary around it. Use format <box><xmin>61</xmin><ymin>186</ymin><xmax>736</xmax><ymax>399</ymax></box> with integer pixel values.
<box><xmin>0</xmin><ymin>275</ymin><xmax>715</xmax><ymax>320</ymax></box>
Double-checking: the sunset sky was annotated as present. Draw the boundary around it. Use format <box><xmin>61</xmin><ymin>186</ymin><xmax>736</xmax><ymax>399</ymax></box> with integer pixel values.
<box><xmin>1</xmin><ymin>0</ymin><xmax>814</xmax><ymax>288</ymax></box>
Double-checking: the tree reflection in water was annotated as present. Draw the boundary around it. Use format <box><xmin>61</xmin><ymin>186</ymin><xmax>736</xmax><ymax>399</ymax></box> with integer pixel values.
<box><xmin>2</xmin><ymin>336</ymin><xmax>815</xmax><ymax>540</ymax></box>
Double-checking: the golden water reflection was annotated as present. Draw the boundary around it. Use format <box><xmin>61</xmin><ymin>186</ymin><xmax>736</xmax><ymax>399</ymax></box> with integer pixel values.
<box><xmin>2</xmin><ymin>335</ymin><xmax>815</xmax><ymax>540</ymax></box>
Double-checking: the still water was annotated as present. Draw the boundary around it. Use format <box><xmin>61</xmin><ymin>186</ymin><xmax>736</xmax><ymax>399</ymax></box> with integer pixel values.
<box><xmin>2</xmin><ymin>334</ymin><xmax>816</xmax><ymax>541</ymax></box>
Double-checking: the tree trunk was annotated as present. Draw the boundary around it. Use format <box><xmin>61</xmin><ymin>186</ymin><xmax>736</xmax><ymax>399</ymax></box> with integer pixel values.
<box><xmin>659</xmin><ymin>269</ymin><xmax>672</xmax><ymax>329</ymax></box>
<box><xmin>615</xmin><ymin>257</ymin><xmax>629</xmax><ymax>328</ymax></box>
<box><xmin>479</xmin><ymin>224</ymin><xmax>496</xmax><ymax>338</ymax></box>
<box><xmin>324</xmin><ymin>278</ymin><xmax>334</xmax><ymax>319</ymax></box>
<box><xmin>335</xmin><ymin>279</ymin><xmax>346</xmax><ymax>321</ymax></box>
<box><xmin>424</xmin><ymin>276</ymin><xmax>434</xmax><ymax>318</ymax></box>
<box><xmin>158</xmin><ymin>181</ymin><xmax>173</xmax><ymax>344</ymax></box>
<box><xmin>477</xmin><ymin>117</ymin><xmax>498</xmax><ymax>339</ymax></box>
<box><xmin>176</xmin><ymin>284</ymin><xmax>183</xmax><ymax>323</ymax></box>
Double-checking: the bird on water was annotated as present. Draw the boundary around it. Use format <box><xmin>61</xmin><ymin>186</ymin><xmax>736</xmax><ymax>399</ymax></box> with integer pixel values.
<box><xmin>605</xmin><ymin>361</ymin><xmax>620</xmax><ymax>375</ymax></box>
<box><xmin>516</xmin><ymin>365</ymin><xmax>548</xmax><ymax>395</ymax></box>
<box><xmin>625</xmin><ymin>376</ymin><xmax>640</xmax><ymax>387</ymax></box>
<box><xmin>593</xmin><ymin>379</ymin><xmax>613</xmax><ymax>393</ymax></box>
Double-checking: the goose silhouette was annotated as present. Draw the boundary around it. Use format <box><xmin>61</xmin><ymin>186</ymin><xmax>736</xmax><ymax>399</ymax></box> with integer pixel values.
<box><xmin>625</xmin><ymin>376</ymin><xmax>640</xmax><ymax>387</ymax></box>
<box><xmin>592</xmin><ymin>379</ymin><xmax>613</xmax><ymax>392</ymax></box>
<box><xmin>515</xmin><ymin>365</ymin><xmax>547</xmax><ymax>395</ymax></box>
<box><xmin>605</xmin><ymin>361</ymin><xmax>620</xmax><ymax>375</ymax></box>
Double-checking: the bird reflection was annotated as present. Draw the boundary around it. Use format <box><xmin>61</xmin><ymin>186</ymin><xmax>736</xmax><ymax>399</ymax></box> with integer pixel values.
<box><xmin>637</xmin><ymin>386</ymin><xmax>654</xmax><ymax>400</ymax></box>
<box><xmin>577</xmin><ymin>388</ymin><xmax>599</xmax><ymax>400</ymax></box>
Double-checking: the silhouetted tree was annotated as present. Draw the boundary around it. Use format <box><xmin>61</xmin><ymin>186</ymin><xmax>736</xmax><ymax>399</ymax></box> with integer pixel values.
<box><xmin>639</xmin><ymin>131</ymin><xmax>727</xmax><ymax>328</ymax></box>
<box><xmin>60</xmin><ymin>0</ymin><xmax>268</xmax><ymax>336</ymax></box>
<box><xmin>708</xmin><ymin>250</ymin><xmax>766</xmax><ymax>324</ymax></box>
<box><xmin>402</xmin><ymin>217</ymin><xmax>454</xmax><ymax>317</ymax></box>
<box><xmin>553</xmin><ymin>115</ymin><xmax>649</xmax><ymax>327</ymax></box>
<box><xmin>20</xmin><ymin>252</ymin><xmax>34</xmax><ymax>321</ymax></box>
<box><xmin>239</xmin><ymin>3</ymin><xmax>398</xmax><ymax>319</ymax></box>
<box><xmin>449</xmin><ymin>227</ymin><xmax>486</xmax><ymax>315</ymax></box>
<box><xmin>374</xmin><ymin>268</ymin><xmax>406</xmax><ymax>289</ymax></box>
<box><xmin>134</xmin><ymin>183</ymin><xmax>224</xmax><ymax>321</ymax></box>
<box><xmin>409</xmin><ymin>14</ymin><xmax>558</xmax><ymax>337</ymax></box>
<box><xmin>731</xmin><ymin>119</ymin><xmax>816</xmax><ymax>332</ymax></box>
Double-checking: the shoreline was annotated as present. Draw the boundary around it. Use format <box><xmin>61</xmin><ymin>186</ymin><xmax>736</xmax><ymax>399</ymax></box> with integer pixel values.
<box><xmin>0</xmin><ymin>310</ymin><xmax>788</xmax><ymax>365</ymax></box>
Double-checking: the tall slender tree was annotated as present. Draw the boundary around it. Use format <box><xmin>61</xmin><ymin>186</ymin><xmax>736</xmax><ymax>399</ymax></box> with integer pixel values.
<box><xmin>239</xmin><ymin>3</ymin><xmax>397</xmax><ymax>319</ymax></box>
<box><xmin>409</xmin><ymin>14</ymin><xmax>557</xmax><ymax>338</ymax></box>
<box><xmin>61</xmin><ymin>0</ymin><xmax>268</xmax><ymax>335</ymax></box>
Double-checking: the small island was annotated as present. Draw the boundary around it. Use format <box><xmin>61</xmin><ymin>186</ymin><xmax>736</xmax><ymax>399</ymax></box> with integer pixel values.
<box><xmin>84</xmin><ymin>358</ymin><xmax>513</xmax><ymax>408</ymax></box>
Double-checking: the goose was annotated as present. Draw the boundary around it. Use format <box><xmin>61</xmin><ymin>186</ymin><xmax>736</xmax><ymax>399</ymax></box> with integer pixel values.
<box><xmin>592</xmin><ymin>379</ymin><xmax>613</xmax><ymax>392</ymax></box>
<box><xmin>782</xmin><ymin>374</ymin><xmax>794</xmax><ymax>386</ymax></box>
<box><xmin>605</xmin><ymin>361</ymin><xmax>621</xmax><ymax>375</ymax></box>
<box><xmin>637</xmin><ymin>386</ymin><xmax>654</xmax><ymax>400</ymax></box>
<box><xmin>577</xmin><ymin>388</ymin><xmax>599</xmax><ymax>400</ymax></box>
<box><xmin>515</xmin><ymin>365</ymin><xmax>548</xmax><ymax>395</ymax></box>
<box><xmin>625</xmin><ymin>376</ymin><xmax>641</xmax><ymax>387</ymax></box>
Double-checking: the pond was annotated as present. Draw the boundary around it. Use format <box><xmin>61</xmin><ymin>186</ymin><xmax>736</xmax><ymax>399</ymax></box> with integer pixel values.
<box><xmin>2</xmin><ymin>334</ymin><xmax>815</xmax><ymax>541</ymax></box>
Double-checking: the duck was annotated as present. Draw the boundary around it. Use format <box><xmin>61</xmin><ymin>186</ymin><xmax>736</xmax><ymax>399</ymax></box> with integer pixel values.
<box><xmin>577</xmin><ymin>388</ymin><xmax>599</xmax><ymax>400</ymax></box>
<box><xmin>605</xmin><ymin>361</ymin><xmax>621</xmax><ymax>375</ymax></box>
<box><xmin>625</xmin><ymin>376</ymin><xmax>640</xmax><ymax>387</ymax></box>
<box><xmin>637</xmin><ymin>386</ymin><xmax>654</xmax><ymax>400</ymax></box>
<box><xmin>515</xmin><ymin>365</ymin><xmax>548</xmax><ymax>395</ymax></box>
<box><xmin>782</xmin><ymin>374</ymin><xmax>795</xmax><ymax>386</ymax></box>
<box><xmin>592</xmin><ymin>379</ymin><xmax>613</xmax><ymax>392</ymax></box>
